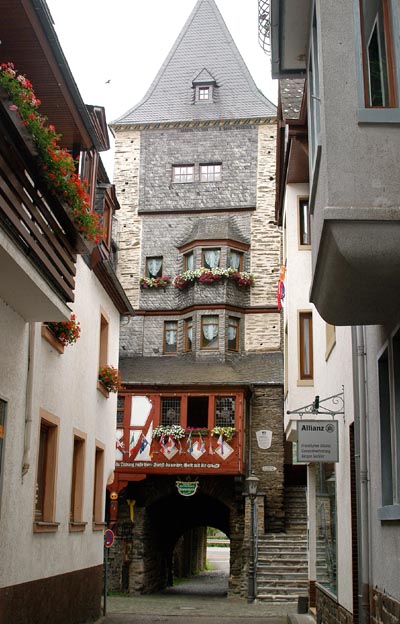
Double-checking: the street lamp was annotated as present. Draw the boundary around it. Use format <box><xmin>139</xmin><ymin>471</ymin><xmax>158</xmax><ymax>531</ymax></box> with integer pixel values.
<box><xmin>246</xmin><ymin>473</ymin><xmax>259</xmax><ymax>603</ymax></box>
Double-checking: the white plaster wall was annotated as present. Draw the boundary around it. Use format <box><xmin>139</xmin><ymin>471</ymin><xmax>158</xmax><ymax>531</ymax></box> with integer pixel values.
<box><xmin>283</xmin><ymin>182</ymin><xmax>355</xmax><ymax>612</ymax></box>
<box><xmin>0</xmin><ymin>255</ymin><xmax>119</xmax><ymax>587</ymax></box>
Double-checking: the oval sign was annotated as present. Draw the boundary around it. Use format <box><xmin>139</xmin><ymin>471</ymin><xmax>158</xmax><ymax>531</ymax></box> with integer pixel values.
<box><xmin>176</xmin><ymin>481</ymin><xmax>199</xmax><ymax>497</ymax></box>
<box><xmin>104</xmin><ymin>528</ymin><xmax>115</xmax><ymax>548</ymax></box>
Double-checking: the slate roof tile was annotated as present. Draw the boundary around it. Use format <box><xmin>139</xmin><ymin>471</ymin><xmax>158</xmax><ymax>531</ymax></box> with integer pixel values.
<box><xmin>113</xmin><ymin>0</ymin><xmax>276</xmax><ymax>125</ymax></box>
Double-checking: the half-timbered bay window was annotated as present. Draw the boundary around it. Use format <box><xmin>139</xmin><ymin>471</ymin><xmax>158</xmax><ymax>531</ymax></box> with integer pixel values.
<box><xmin>200</xmin><ymin>163</ymin><xmax>222</xmax><ymax>182</ymax></box>
<box><xmin>227</xmin><ymin>317</ymin><xmax>240</xmax><ymax>351</ymax></box>
<box><xmin>184</xmin><ymin>318</ymin><xmax>193</xmax><ymax>352</ymax></box>
<box><xmin>164</xmin><ymin>321</ymin><xmax>178</xmax><ymax>354</ymax></box>
<box><xmin>202</xmin><ymin>248</ymin><xmax>220</xmax><ymax>269</ymax></box>
<box><xmin>201</xmin><ymin>315</ymin><xmax>219</xmax><ymax>349</ymax></box>
<box><xmin>359</xmin><ymin>0</ymin><xmax>396</xmax><ymax>107</ymax></box>
<box><xmin>229</xmin><ymin>249</ymin><xmax>243</xmax><ymax>271</ymax></box>
<box><xmin>146</xmin><ymin>256</ymin><xmax>163</xmax><ymax>279</ymax></box>
<box><xmin>215</xmin><ymin>396</ymin><xmax>236</xmax><ymax>427</ymax></box>
<box><xmin>172</xmin><ymin>165</ymin><xmax>194</xmax><ymax>183</ymax></box>
<box><xmin>161</xmin><ymin>397</ymin><xmax>181</xmax><ymax>425</ymax></box>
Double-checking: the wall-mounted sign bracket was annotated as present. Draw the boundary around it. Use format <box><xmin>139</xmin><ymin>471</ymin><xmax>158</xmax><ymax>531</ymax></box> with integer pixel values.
<box><xmin>287</xmin><ymin>388</ymin><xmax>345</xmax><ymax>422</ymax></box>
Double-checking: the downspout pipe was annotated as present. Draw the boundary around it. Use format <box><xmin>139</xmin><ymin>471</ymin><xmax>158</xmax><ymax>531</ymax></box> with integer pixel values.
<box><xmin>22</xmin><ymin>322</ymin><xmax>36</xmax><ymax>478</ymax></box>
<box><xmin>352</xmin><ymin>325</ymin><xmax>370</xmax><ymax>624</ymax></box>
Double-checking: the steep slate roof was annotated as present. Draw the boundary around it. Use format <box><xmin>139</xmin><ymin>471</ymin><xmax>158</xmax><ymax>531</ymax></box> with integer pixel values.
<box><xmin>113</xmin><ymin>0</ymin><xmax>276</xmax><ymax>125</ymax></box>
<box><xmin>179</xmin><ymin>216</ymin><xmax>250</xmax><ymax>247</ymax></box>
<box><xmin>120</xmin><ymin>352</ymin><xmax>283</xmax><ymax>386</ymax></box>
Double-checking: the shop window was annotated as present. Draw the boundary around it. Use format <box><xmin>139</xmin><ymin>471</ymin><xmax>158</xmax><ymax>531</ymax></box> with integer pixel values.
<box><xmin>164</xmin><ymin>321</ymin><xmax>178</xmax><ymax>354</ymax></box>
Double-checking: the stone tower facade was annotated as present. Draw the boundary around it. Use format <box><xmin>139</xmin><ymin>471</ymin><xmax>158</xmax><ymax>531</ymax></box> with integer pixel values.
<box><xmin>109</xmin><ymin>0</ymin><xmax>283</xmax><ymax>597</ymax></box>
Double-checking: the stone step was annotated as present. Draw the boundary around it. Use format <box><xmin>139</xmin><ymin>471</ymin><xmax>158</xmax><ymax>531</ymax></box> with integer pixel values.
<box><xmin>258</xmin><ymin>546</ymin><xmax>308</xmax><ymax>553</ymax></box>
<box><xmin>256</xmin><ymin>585</ymin><xmax>308</xmax><ymax>595</ymax></box>
<box><xmin>256</xmin><ymin>594</ymin><xmax>299</xmax><ymax>603</ymax></box>
<box><xmin>258</xmin><ymin>563</ymin><xmax>308</xmax><ymax>571</ymax></box>
<box><xmin>258</xmin><ymin>572</ymin><xmax>308</xmax><ymax>580</ymax></box>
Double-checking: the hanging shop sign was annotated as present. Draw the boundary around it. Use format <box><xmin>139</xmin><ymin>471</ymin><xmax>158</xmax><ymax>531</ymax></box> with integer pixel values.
<box><xmin>256</xmin><ymin>429</ymin><xmax>272</xmax><ymax>449</ymax></box>
<box><xmin>297</xmin><ymin>420</ymin><xmax>339</xmax><ymax>463</ymax></box>
<box><xmin>176</xmin><ymin>481</ymin><xmax>199</xmax><ymax>497</ymax></box>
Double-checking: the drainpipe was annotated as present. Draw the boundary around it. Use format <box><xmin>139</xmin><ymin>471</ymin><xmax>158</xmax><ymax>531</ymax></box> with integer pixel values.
<box><xmin>246</xmin><ymin>385</ymin><xmax>254</xmax><ymax>475</ymax></box>
<box><xmin>352</xmin><ymin>326</ymin><xmax>370</xmax><ymax>624</ymax></box>
<box><xmin>22</xmin><ymin>322</ymin><xmax>36</xmax><ymax>478</ymax></box>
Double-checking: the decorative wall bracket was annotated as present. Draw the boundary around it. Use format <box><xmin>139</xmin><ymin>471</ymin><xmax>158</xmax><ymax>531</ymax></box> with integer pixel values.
<box><xmin>287</xmin><ymin>389</ymin><xmax>345</xmax><ymax>422</ymax></box>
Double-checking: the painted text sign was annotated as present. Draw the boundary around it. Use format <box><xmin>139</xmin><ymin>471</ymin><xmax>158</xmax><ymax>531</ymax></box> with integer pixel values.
<box><xmin>297</xmin><ymin>420</ymin><xmax>339</xmax><ymax>463</ymax></box>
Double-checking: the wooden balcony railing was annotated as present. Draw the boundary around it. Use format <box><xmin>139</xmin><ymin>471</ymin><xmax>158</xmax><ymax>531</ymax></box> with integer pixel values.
<box><xmin>0</xmin><ymin>97</ymin><xmax>91</xmax><ymax>306</ymax></box>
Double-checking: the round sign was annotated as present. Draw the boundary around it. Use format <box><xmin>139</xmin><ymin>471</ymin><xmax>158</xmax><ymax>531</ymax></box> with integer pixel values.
<box><xmin>104</xmin><ymin>529</ymin><xmax>115</xmax><ymax>548</ymax></box>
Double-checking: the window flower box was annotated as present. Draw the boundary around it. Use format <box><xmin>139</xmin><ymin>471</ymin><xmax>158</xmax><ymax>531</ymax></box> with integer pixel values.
<box><xmin>98</xmin><ymin>365</ymin><xmax>121</xmax><ymax>394</ymax></box>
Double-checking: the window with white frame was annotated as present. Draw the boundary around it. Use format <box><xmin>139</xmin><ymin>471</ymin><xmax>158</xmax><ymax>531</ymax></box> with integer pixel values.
<box><xmin>199</xmin><ymin>86</ymin><xmax>210</xmax><ymax>100</ymax></box>
<box><xmin>200</xmin><ymin>163</ymin><xmax>222</xmax><ymax>182</ymax></box>
<box><xmin>378</xmin><ymin>328</ymin><xmax>400</xmax><ymax>514</ymax></box>
<box><xmin>172</xmin><ymin>165</ymin><xmax>194</xmax><ymax>183</ymax></box>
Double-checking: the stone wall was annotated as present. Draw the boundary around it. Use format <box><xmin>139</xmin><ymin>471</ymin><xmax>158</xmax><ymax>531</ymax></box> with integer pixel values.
<box><xmin>250</xmin><ymin>385</ymin><xmax>285</xmax><ymax>532</ymax></box>
<box><xmin>138</xmin><ymin>125</ymin><xmax>258</xmax><ymax>213</ymax></box>
<box><xmin>316</xmin><ymin>586</ymin><xmax>353</xmax><ymax>624</ymax></box>
<box><xmin>370</xmin><ymin>586</ymin><xmax>400</xmax><ymax>624</ymax></box>
<box><xmin>113</xmin><ymin>129</ymin><xmax>141</xmax><ymax>308</ymax></box>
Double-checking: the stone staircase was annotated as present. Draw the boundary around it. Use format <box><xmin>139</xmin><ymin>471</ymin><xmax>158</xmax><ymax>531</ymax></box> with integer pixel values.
<box><xmin>256</xmin><ymin>486</ymin><xmax>309</xmax><ymax>603</ymax></box>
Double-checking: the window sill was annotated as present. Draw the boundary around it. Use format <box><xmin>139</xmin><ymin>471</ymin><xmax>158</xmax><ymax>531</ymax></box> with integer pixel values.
<box><xmin>41</xmin><ymin>325</ymin><xmax>64</xmax><ymax>354</ymax></box>
<box><xmin>298</xmin><ymin>244</ymin><xmax>312</xmax><ymax>251</ymax></box>
<box><xmin>377</xmin><ymin>504</ymin><xmax>400</xmax><ymax>521</ymax></box>
<box><xmin>33</xmin><ymin>520</ymin><xmax>60</xmax><ymax>533</ymax></box>
<box><xmin>297</xmin><ymin>379</ymin><xmax>314</xmax><ymax>387</ymax></box>
<box><xmin>358</xmin><ymin>108</ymin><xmax>400</xmax><ymax>124</ymax></box>
<box><xmin>92</xmin><ymin>521</ymin><xmax>106</xmax><ymax>532</ymax></box>
<box><xmin>69</xmin><ymin>521</ymin><xmax>87</xmax><ymax>532</ymax></box>
<box><xmin>97</xmin><ymin>381</ymin><xmax>109</xmax><ymax>398</ymax></box>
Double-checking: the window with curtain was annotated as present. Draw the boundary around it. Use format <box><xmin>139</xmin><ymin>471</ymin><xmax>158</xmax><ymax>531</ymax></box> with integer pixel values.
<box><xmin>164</xmin><ymin>321</ymin><xmax>178</xmax><ymax>354</ymax></box>
<box><xmin>146</xmin><ymin>257</ymin><xmax>163</xmax><ymax>278</ymax></box>
<box><xmin>201</xmin><ymin>315</ymin><xmax>219</xmax><ymax>349</ymax></box>
<box><xmin>184</xmin><ymin>318</ymin><xmax>193</xmax><ymax>352</ymax></box>
<box><xmin>184</xmin><ymin>252</ymin><xmax>194</xmax><ymax>272</ymax></box>
<box><xmin>202</xmin><ymin>248</ymin><xmax>220</xmax><ymax>269</ymax></box>
<box><xmin>299</xmin><ymin>311</ymin><xmax>313</xmax><ymax>380</ymax></box>
<box><xmin>229</xmin><ymin>250</ymin><xmax>243</xmax><ymax>271</ymax></box>
<box><xmin>227</xmin><ymin>317</ymin><xmax>239</xmax><ymax>351</ymax></box>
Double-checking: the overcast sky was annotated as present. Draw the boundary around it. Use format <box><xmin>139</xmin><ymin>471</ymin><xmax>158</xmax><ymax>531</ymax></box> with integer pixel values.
<box><xmin>46</xmin><ymin>0</ymin><xmax>276</xmax><ymax>178</ymax></box>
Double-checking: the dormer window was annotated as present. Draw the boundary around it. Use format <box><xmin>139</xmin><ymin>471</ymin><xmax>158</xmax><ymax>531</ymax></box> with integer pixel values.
<box><xmin>193</xmin><ymin>68</ymin><xmax>216</xmax><ymax>103</ymax></box>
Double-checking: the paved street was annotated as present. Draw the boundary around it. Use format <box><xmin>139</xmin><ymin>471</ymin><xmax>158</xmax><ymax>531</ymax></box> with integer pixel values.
<box><xmin>97</xmin><ymin>548</ymin><xmax>298</xmax><ymax>624</ymax></box>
